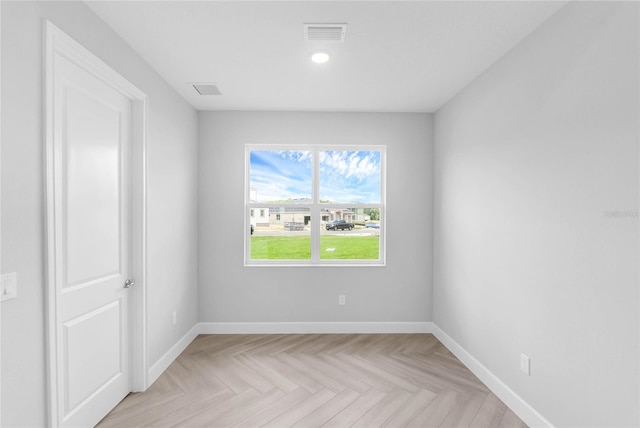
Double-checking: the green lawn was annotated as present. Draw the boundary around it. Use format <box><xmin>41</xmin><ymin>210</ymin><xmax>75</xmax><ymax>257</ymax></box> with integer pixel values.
<box><xmin>251</xmin><ymin>235</ymin><xmax>379</xmax><ymax>260</ymax></box>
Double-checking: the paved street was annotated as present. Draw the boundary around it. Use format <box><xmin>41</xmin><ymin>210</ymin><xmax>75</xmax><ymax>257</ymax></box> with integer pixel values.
<box><xmin>252</xmin><ymin>227</ymin><xmax>379</xmax><ymax>237</ymax></box>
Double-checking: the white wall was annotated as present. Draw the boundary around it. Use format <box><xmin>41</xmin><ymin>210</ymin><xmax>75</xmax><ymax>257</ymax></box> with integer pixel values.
<box><xmin>198</xmin><ymin>112</ymin><xmax>433</xmax><ymax>325</ymax></box>
<box><xmin>0</xmin><ymin>2</ymin><xmax>199</xmax><ymax>426</ymax></box>
<box><xmin>434</xmin><ymin>2</ymin><xmax>639</xmax><ymax>426</ymax></box>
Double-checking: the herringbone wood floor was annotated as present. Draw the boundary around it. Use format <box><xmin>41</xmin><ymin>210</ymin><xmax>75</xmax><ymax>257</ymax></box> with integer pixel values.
<box><xmin>97</xmin><ymin>334</ymin><xmax>527</xmax><ymax>428</ymax></box>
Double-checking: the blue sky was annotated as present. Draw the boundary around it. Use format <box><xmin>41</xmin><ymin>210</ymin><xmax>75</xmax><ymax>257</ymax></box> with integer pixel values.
<box><xmin>250</xmin><ymin>150</ymin><xmax>381</xmax><ymax>203</ymax></box>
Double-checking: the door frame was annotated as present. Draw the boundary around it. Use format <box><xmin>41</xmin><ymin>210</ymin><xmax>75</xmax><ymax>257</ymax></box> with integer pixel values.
<box><xmin>43</xmin><ymin>21</ymin><xmax>148</xmax><ymax>427</ymax></box>
<box><xmin>0</xmin><ymin>1</ymin><xmax>3</xmax><ymax>425</ymax></box>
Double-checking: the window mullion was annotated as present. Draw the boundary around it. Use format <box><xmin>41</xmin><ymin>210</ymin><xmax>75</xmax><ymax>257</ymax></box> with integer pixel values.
<box><xmin>311</xmin><ymin>148</ymin><xmax>320</xmax><ymax>263</ymax></box>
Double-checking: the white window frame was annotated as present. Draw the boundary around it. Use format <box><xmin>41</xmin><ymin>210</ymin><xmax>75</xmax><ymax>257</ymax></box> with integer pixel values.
<box><xmin>245</xmin><ymin>145</ymin><xmax>386</xmax><ymax>266</ymax></box>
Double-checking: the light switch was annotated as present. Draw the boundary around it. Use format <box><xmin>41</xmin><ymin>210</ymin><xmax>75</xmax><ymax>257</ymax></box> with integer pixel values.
<box><xmin>1</xmin><ymin>272</ymin><xmax>18</xmax><ymax>301</ymax></box>
<box><xmin>520</xmin><ymin>353</ymin><xmax>531</xmax><ymax>376</ymax></box>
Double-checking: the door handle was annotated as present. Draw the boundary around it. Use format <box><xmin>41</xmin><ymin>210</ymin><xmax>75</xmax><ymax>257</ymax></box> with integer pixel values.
<box><xmin>124</xmin><ymin>279</ymin><xmax>135</xmax><ymax>288</ymax></box>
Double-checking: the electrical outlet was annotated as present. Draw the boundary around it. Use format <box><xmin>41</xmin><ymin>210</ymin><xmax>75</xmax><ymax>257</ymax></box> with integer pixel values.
<box><xmin>521</xmin><ymin>353</ymin><xmax>531</xmax><ymax>376</ymax></box>
<box><xmin>1</xmin><ymin>272</ymin><xmax>17</xmax><ymax>302</ymax></box>
<box><xmin>172</xmin><ymin>311</ymin><xmax>177</xmax><ymax>326</ymax></box>
<box><xmin>338</xmin><ymin>295</ymin><xmax>346</xmax><ymax>305</ymax></box>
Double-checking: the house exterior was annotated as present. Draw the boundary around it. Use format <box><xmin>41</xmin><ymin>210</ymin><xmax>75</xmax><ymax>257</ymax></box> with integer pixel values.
<box><xmin>251</xmin><ymin>193</ymin><xmax>363</xmax><ymax>227</ymax></box>
<box><xmin>250</xmin><ymin>207</ymin><xmax>270</xmax><ymax>227</ymax></box>
<box><xmin>249</xmin><ymin>187</ymin><xmax>269</xmax><ymax>227</ymax></box>
<box><xmin>266</xmin><ymin>207</ymin><xmax>360</xmax><ymax>227</ymax></box>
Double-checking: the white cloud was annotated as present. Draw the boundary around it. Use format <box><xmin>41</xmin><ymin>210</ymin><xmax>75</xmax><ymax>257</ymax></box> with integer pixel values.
<box><xmin>320</xmin><ymin>151</ymin><xmax>380</xmax><ymax>182</ymax></box>
<box><xmin>251</xmin><ymin>151</ymin><xmax>312</xmax><ymax>201</ymax></box>
<box><xmin>318</xmin><ymin>151</ymin><xmax>381</xmax><ymax>203</ymax></box>
<box><xmin>279</xmin><ymin>150</ymin><xmax>312</xmax><ymax>166</ymax></box>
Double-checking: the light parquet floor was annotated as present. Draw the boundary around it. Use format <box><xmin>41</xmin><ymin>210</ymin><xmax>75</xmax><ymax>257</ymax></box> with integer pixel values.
<box><xmin>97</xmin><ymin>334</ymin><xmax>527</xmax><ymax>428</ymax></box>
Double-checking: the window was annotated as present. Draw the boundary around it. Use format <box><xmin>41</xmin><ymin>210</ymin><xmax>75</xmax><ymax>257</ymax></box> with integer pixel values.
<box><xmin>246</xmin><ymin>146</ymin><xmax>385</xmax><ymax>265</ymax></box>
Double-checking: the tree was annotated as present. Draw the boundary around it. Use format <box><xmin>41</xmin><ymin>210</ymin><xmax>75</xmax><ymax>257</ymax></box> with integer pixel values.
<box><xmin>364</xmin><ymin>208</ymin><xmax>380</xmax><ymax>221</ymax></box>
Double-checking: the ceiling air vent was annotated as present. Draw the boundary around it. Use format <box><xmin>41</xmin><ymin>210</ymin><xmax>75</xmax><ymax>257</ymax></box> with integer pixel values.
<box><xmin>304</xmin><ymin>23</ymin><xmax>347</xmax><ymax>42</ymax></box>
<box><xmin>192</xmin><ymin>83</ymin><xmax>222</xmax><ymax>96</ymax></box>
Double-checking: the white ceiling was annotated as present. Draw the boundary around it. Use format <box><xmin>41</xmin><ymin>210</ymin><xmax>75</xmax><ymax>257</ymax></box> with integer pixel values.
<box><xmin>85</xmin><ymin>1</ymin><xmax>567</xmax><ymax>112</ymax></box>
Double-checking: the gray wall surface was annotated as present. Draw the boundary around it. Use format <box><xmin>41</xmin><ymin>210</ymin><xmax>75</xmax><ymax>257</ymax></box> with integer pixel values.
<box><xmin>433</xmin><ymin>2</ymin><xmax>639</xmax><ymax>426</ymax></box>
<box><xmin>0</xmin><ymin>2</ymin><xmax>199</xmax><ymax>426</ymax></box>
<box><xmin>198</xmin><ymin>112</ymin><xmax>433</xmax><ymax>324</ymax></box>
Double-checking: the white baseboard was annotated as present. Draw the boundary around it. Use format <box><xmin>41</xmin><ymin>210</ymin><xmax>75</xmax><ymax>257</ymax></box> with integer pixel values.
<box><xmin>147</xmin><ymin>324</ymin><xmax>199</xmax><ymax>387</ymax></box>
<box><xmin>197</xmin><ymin>321</ymin><xmax>434</xmax><ymax>335</ymax></box>
<box><xmin>431</xmin><ymin>324</ymin><xmax>553</xmax><ymax>428</ymax></box>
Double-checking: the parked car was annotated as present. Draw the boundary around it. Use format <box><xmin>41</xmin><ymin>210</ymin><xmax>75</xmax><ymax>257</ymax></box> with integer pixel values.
<box><xmin>365</xmin><ymin>222</ymin><xmax>380</xmax><ymax>229</ymax></box>
<box><xmin>325</xmin><ymin>219</ymin><xmax>354</xmax><ymax>231</ymax></box>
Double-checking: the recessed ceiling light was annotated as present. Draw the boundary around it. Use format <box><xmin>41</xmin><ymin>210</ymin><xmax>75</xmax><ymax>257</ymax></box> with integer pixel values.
<box><xmin>311</xmin><ymin>51</ymin><xmax>330</xmax><ymax>64</ymax></box>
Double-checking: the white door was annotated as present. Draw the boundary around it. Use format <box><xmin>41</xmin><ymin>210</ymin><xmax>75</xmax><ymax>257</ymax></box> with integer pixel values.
<box><xmin>51</xmin><ymin>48</ymin><xmax>132</xmax><ymax>427</ymax></box>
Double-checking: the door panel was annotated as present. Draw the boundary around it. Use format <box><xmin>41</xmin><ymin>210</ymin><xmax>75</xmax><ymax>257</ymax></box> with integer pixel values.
<box><xmin>53</xmin><ymin>53</ymin><xmax>132</xmax><ymax>427</ymax></box>
<box><xmin>64</xmin><ymin>87</ymin><xmax>123</xmax><ymax>287</ymax></box>
<box><xmin>64</xmin><ymin>300</ymin><xmax>122</xmax><ymax>412</ymax></box>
